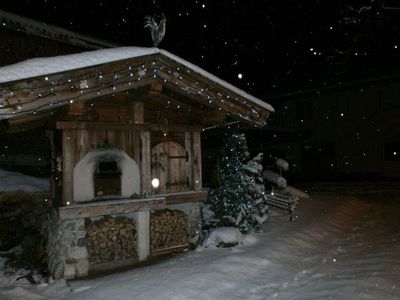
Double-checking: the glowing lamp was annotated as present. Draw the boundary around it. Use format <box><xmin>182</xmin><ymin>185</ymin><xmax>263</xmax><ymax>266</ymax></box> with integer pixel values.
<box><xmin>152</xmin><ymin>178</ymin><xmax>160</xmax><ymax>188</ymax></box>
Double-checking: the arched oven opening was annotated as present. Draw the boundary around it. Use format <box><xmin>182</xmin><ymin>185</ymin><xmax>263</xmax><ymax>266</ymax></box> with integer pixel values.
<box><xmin>94</xmin><ymin>159</ymin><xmax>121</xmax><ymax>197</ymax></box>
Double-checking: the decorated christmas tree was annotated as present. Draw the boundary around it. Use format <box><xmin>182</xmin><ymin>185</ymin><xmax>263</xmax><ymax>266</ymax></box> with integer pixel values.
<box><xmin>206</xmin><ymin>133</ymin><xmax>268</xmax><ymax>233</ymax></box>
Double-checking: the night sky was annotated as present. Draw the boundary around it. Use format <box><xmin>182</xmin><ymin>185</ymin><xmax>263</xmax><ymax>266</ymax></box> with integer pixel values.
<box><xmin>1</xmin><ymin>0</ymin><xmax>400</xmax><ymax>99</ymax></box>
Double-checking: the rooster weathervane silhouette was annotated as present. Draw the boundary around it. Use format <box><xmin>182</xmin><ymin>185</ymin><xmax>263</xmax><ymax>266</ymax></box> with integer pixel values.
<box><xmin>144</xmin><ymin>14</ymin><xmax>166</xmax><ymax>47</ymax></box>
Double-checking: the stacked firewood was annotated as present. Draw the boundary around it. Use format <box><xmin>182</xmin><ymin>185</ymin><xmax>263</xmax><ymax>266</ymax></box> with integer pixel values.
<box><xmin>150</xmin><ymin>209</ymin><xmax>188</xmax><ymax>252</ymax></box>
<box><xmin>85</xmin><ymin>216</ymin><xmax>137</xmax><ymax>264</ymax></box>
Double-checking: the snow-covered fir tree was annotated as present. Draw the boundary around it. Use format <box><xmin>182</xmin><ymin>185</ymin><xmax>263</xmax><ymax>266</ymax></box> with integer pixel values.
<box><xmin>206</xmin><ymin>133</ymin><xmax>268</xmax><ymax>233</ymax></box>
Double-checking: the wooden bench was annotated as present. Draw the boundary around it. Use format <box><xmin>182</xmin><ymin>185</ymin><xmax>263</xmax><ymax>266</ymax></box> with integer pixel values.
<box><xmin>266</xmin><ymin>192</ymin><xmax>298</xmax><ymax>221</ymax></box>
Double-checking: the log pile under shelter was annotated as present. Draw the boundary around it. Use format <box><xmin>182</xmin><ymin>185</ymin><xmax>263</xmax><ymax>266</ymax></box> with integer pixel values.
<box><xmin>150</xmin><ymin>209</ymin><xmax>188</xmax><ymax>254</ymax></box>
<box><xmin>85</xmin><ymin>216</ymin><xmax>137</xmax><ymax>264</ymax></box>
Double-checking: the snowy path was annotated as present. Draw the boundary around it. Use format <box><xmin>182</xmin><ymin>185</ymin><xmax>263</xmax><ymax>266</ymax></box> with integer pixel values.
<box><xmin>256</xmin><ymin>194</ymin><xmax>400</xmax><ymax>299</ymax></box>
<box><xmin>1</xmin><ymin>191</ymin><xmax>400</xmax><ymax>299</ymax></box>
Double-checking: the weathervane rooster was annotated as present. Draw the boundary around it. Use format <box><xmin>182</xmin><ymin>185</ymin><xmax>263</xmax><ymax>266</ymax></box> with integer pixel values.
<box><xmin>144</xmin><ymin>14</ymin><xmax>166</xmax><ymax>47</ymax></box>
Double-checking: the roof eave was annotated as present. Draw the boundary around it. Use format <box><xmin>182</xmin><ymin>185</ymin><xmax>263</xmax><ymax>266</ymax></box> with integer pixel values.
<box><xmin>0</xmin><ymin>49</ymin><xmax>273</xmax><ymax>126</ymax></box>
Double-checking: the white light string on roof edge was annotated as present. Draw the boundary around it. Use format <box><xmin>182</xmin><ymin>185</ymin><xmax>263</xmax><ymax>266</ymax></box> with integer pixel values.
<box><xmin>0</xmin><ymin>61</ymin><xmax>265</xmax><ymax>126</ymax></box>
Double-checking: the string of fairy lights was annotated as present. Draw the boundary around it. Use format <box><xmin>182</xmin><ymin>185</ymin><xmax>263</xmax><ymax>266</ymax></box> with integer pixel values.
<box><xmin>0</xmin><ymin>58</ymin><xmax>266</xmax><ymax>126</ymax></box>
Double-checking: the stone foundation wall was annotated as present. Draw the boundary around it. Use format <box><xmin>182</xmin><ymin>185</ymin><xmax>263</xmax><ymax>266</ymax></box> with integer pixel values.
<box><xmin>46</xmin><ymin>201</ymin><xmax>202</xmax><ymax>279</ymax></box>
<box><xmin>46</xmin><ymin>211</ymin><xmax>89</xmax><ymax>279</ymax></box>
<box><xmin>85</xmin><ymin>216</ymin><xmax>137</xmax><ymax>264</ymax></box>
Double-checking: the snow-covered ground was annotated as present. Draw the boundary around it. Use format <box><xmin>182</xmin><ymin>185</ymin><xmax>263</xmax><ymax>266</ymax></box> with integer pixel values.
<box><xmin>0</xmin><ymin>168</ymin><xmax>49</xmax><ymax>192</ymax></box>
<box><xmin>1</xmin><ymin>188</ymin><xmax>400</xmax><ymax>299</ymax></box>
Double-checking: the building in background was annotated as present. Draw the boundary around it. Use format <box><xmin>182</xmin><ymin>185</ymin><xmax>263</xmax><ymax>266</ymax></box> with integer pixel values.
<box><xmin>265</xmin><ymin>75</ymin><xmax>400</xmax><ymax>180</ymax></box>
<box><xmin>0</xmin><ymin>9</ymin><xmax>117</xmax><ymax>66</ymax></box>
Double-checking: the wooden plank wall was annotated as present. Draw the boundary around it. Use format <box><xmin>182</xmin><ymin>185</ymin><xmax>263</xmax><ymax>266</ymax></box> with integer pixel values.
<box><xmin>151</xmin><ymin>141</ymin><xmax>188</xmax><ymax>194</ymax></box>
<box><xmin>184</xmin><ymin>131</ymin><xmax>202</xmax><ymax>191</ymax></box>
<box><xmin>61</xmin><ymin>128</ymin><xmax>142</xmax><ymax>205</ymax></box>
<box><xmin>60</xmin><ymin>123</ymin><xmax>202</xmax><ymax>205</ymax></box>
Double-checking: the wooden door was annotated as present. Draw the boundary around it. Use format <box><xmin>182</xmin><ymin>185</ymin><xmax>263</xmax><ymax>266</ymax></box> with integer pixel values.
<box><xmin>151</xmin><ymin>142</ymin><xmax>188</xmax><ymax>193</ymax></box>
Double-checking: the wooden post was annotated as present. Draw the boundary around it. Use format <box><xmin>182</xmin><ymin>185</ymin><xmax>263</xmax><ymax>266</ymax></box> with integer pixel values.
<box><xmin>45</xmin><ymin>130</ymin><xmax>57</xmax><ymax>201</ymax></box>
<box><xmin>185</xmin><ymin>132</ymin><xmax>193</xmax><ymax>189</ymax></box>
<box><xmin>140</xmin><ymin>131</ymin><xmax>151</xmax><ymax>194</ymax></box>
<box><xmin>133</xmin><ymin>132</ymin><xmax>141</xmax><ymax>164</ymax></box>
<box><xmin>185</xmin><ymin>131</ymin><xmax>202</xmax><ymax>191</ymax></box>
<box><xmin>133</xmin><ymin>101</ymin><xmax>144</xmax><ymax>184</ymax></box>
<box><xmin>62</xmin><ymin>129</ymin><xmax>75</xmax><ymax>205</ymax></box>
<box><xmin>192</xmin><ymin>131</ymin><xmax>202</xmax><ymax>191</ymax></box>
<box><xmin>133</xmin><ymin>101</ymin><xmax>144</xmax><ymax>124</ymax></box>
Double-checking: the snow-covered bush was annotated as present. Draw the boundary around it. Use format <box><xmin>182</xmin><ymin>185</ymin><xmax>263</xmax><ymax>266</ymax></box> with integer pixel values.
<box><xmin>275</xmin><ymin>158</ymin><xmax>289</xmax><ymax>171</ymax></box>
<box><xmin>0</xmin><ymin>192</ymin><xmax>50</xmax><ymax>276</ymax></box>
<box><xmin>203</xmin><ymin>227</ymin><xmax>243</xmax><ymax>248</ymax></box>
<box><xmin>263</xmin><ymin>158</ymin><xmax>309</xmax><ymax>199</ymax></box>
<box><xmin>262</xmin><ymin>170</ymin><xmax>287</xmax><ymax>189</ymax></box>
<box><xmin>205</xmin><ymin>133</ymin><xmax>269</xmax><ymax>233</ymax></box>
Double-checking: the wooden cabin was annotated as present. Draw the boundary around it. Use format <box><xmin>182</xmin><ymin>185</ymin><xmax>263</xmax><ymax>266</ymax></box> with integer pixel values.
<box><xmin>0</xmin><ymin>47</ymin><xmax>273</xmax><ymax>279</ymax></box>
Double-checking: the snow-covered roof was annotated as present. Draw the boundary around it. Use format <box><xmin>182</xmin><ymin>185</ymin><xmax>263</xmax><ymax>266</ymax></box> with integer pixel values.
<box><xmin>0</xmin><ymin>47</ymin><xmax>274</xmax><ymax>113</ymax></box>
<box><xmin>0</xmin><ymin>47</ymin><xmax>158</xmax><ymax>83</ymax></box>
<box><xmin>0</xmin><ymin>9</ymin><xmax>119</xmax><ymax>50</ymax></box>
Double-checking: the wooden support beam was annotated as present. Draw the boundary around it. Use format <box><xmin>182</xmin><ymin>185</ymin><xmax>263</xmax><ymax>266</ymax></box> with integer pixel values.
<box><xmin>133</xmin><ymin>101</ymin><xmax>144</xmax><ymax>124</ymax></box>
<box><xmin>45</xmin><ymin>130</ymin><xmax>57</xmax><ymax>201</ymax></box>
<box><xmin>56</xmin><ymin>121</ymin><xmax>202</xmax><ymax>132</ymax></box>
<box><xmin>140</xmin><ymin>131</ymin><xmax>151</xmax><ymax>194</ymax></box>
<box><xmin>158</xmin><ymin>74</ymin><xmax>263</xmax><ymax>124</ymax></box>
<box><xmin>192</xmin><ymin>131</ymin><xmax>202</xmax><ymax>191</ymax></box>
<box><xmin>0</xmin><ymin>77</ymin><xmax>154</xmax><ymax>121</ymax></box>
<box><xmin>151</xmin><ymin>245</ymin><xmax>187</xmax><ymax>256</ymax></box>
<box><xmin>184</xmin><ymin>131</ymin><xmax>193</xmax><ymax>189</ymax></box>
<box><xmin>62</xmin><ymin>129</ymin><xmax>75</xmax><ymax>205</ymax></box>
<box><xmin>164</xmin><ymin>190</ymin><xmax>208</xmax><ymax>204</ymax></box>
<box><xmin>149</xmin><ymin>81</ymin><xmax>163</xmax><ymax>95</ymax></box>
<box><xmin>57</xmin><ymin>197</ymin><xmax>166</xmax><ymax>220</ymax></box>
<box><xmin>133</xmin><ymin>131</ymin><xmax>141</xmax><ymax>166</ymax></box>
<box><xmin>68</xmin><ymin>102</ymin><xmax>85</xmax><ymax>116</ymax></box>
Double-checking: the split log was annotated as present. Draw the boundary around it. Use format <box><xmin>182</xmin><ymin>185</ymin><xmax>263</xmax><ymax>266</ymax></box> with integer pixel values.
<box><xmin>85</xmin><ymin>216</ymin><xmax>137</xmax><ymax>264</ymax></box>
<box><xmin>150</xmin><ymin>209</ymin><xmax>188</xmax><ymax>252</ymax></box>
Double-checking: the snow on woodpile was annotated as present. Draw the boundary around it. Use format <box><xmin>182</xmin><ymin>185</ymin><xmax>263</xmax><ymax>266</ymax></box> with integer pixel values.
<box><xmin>0</xmin><ymin>169</ymin><xmax>49</xmax><ymax>192</ymax></box>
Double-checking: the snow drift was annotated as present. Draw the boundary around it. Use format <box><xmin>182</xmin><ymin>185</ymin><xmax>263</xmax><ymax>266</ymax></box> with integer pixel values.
<box><xmin>0</xmin><ymin>169</ymin><xmax>49</xmax><ymax>192</ymax></box>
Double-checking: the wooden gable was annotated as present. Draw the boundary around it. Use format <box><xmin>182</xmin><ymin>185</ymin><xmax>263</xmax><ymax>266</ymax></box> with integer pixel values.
<box><xmin>0</xmin><ymin>48</ymin><xmax>273</xmax><ymax>133</ymax></box>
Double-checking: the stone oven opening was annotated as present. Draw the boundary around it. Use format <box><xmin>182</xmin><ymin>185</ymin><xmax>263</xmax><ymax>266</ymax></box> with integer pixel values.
<box><xmin>94</xmin><ymin>160</ymin><xmax>121</xmax><ymax>197</ymax></box>
<box><xmin>73</xmin><ymin>149</ymin><xmax>141</xmax><ymax>203</ymax></box>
